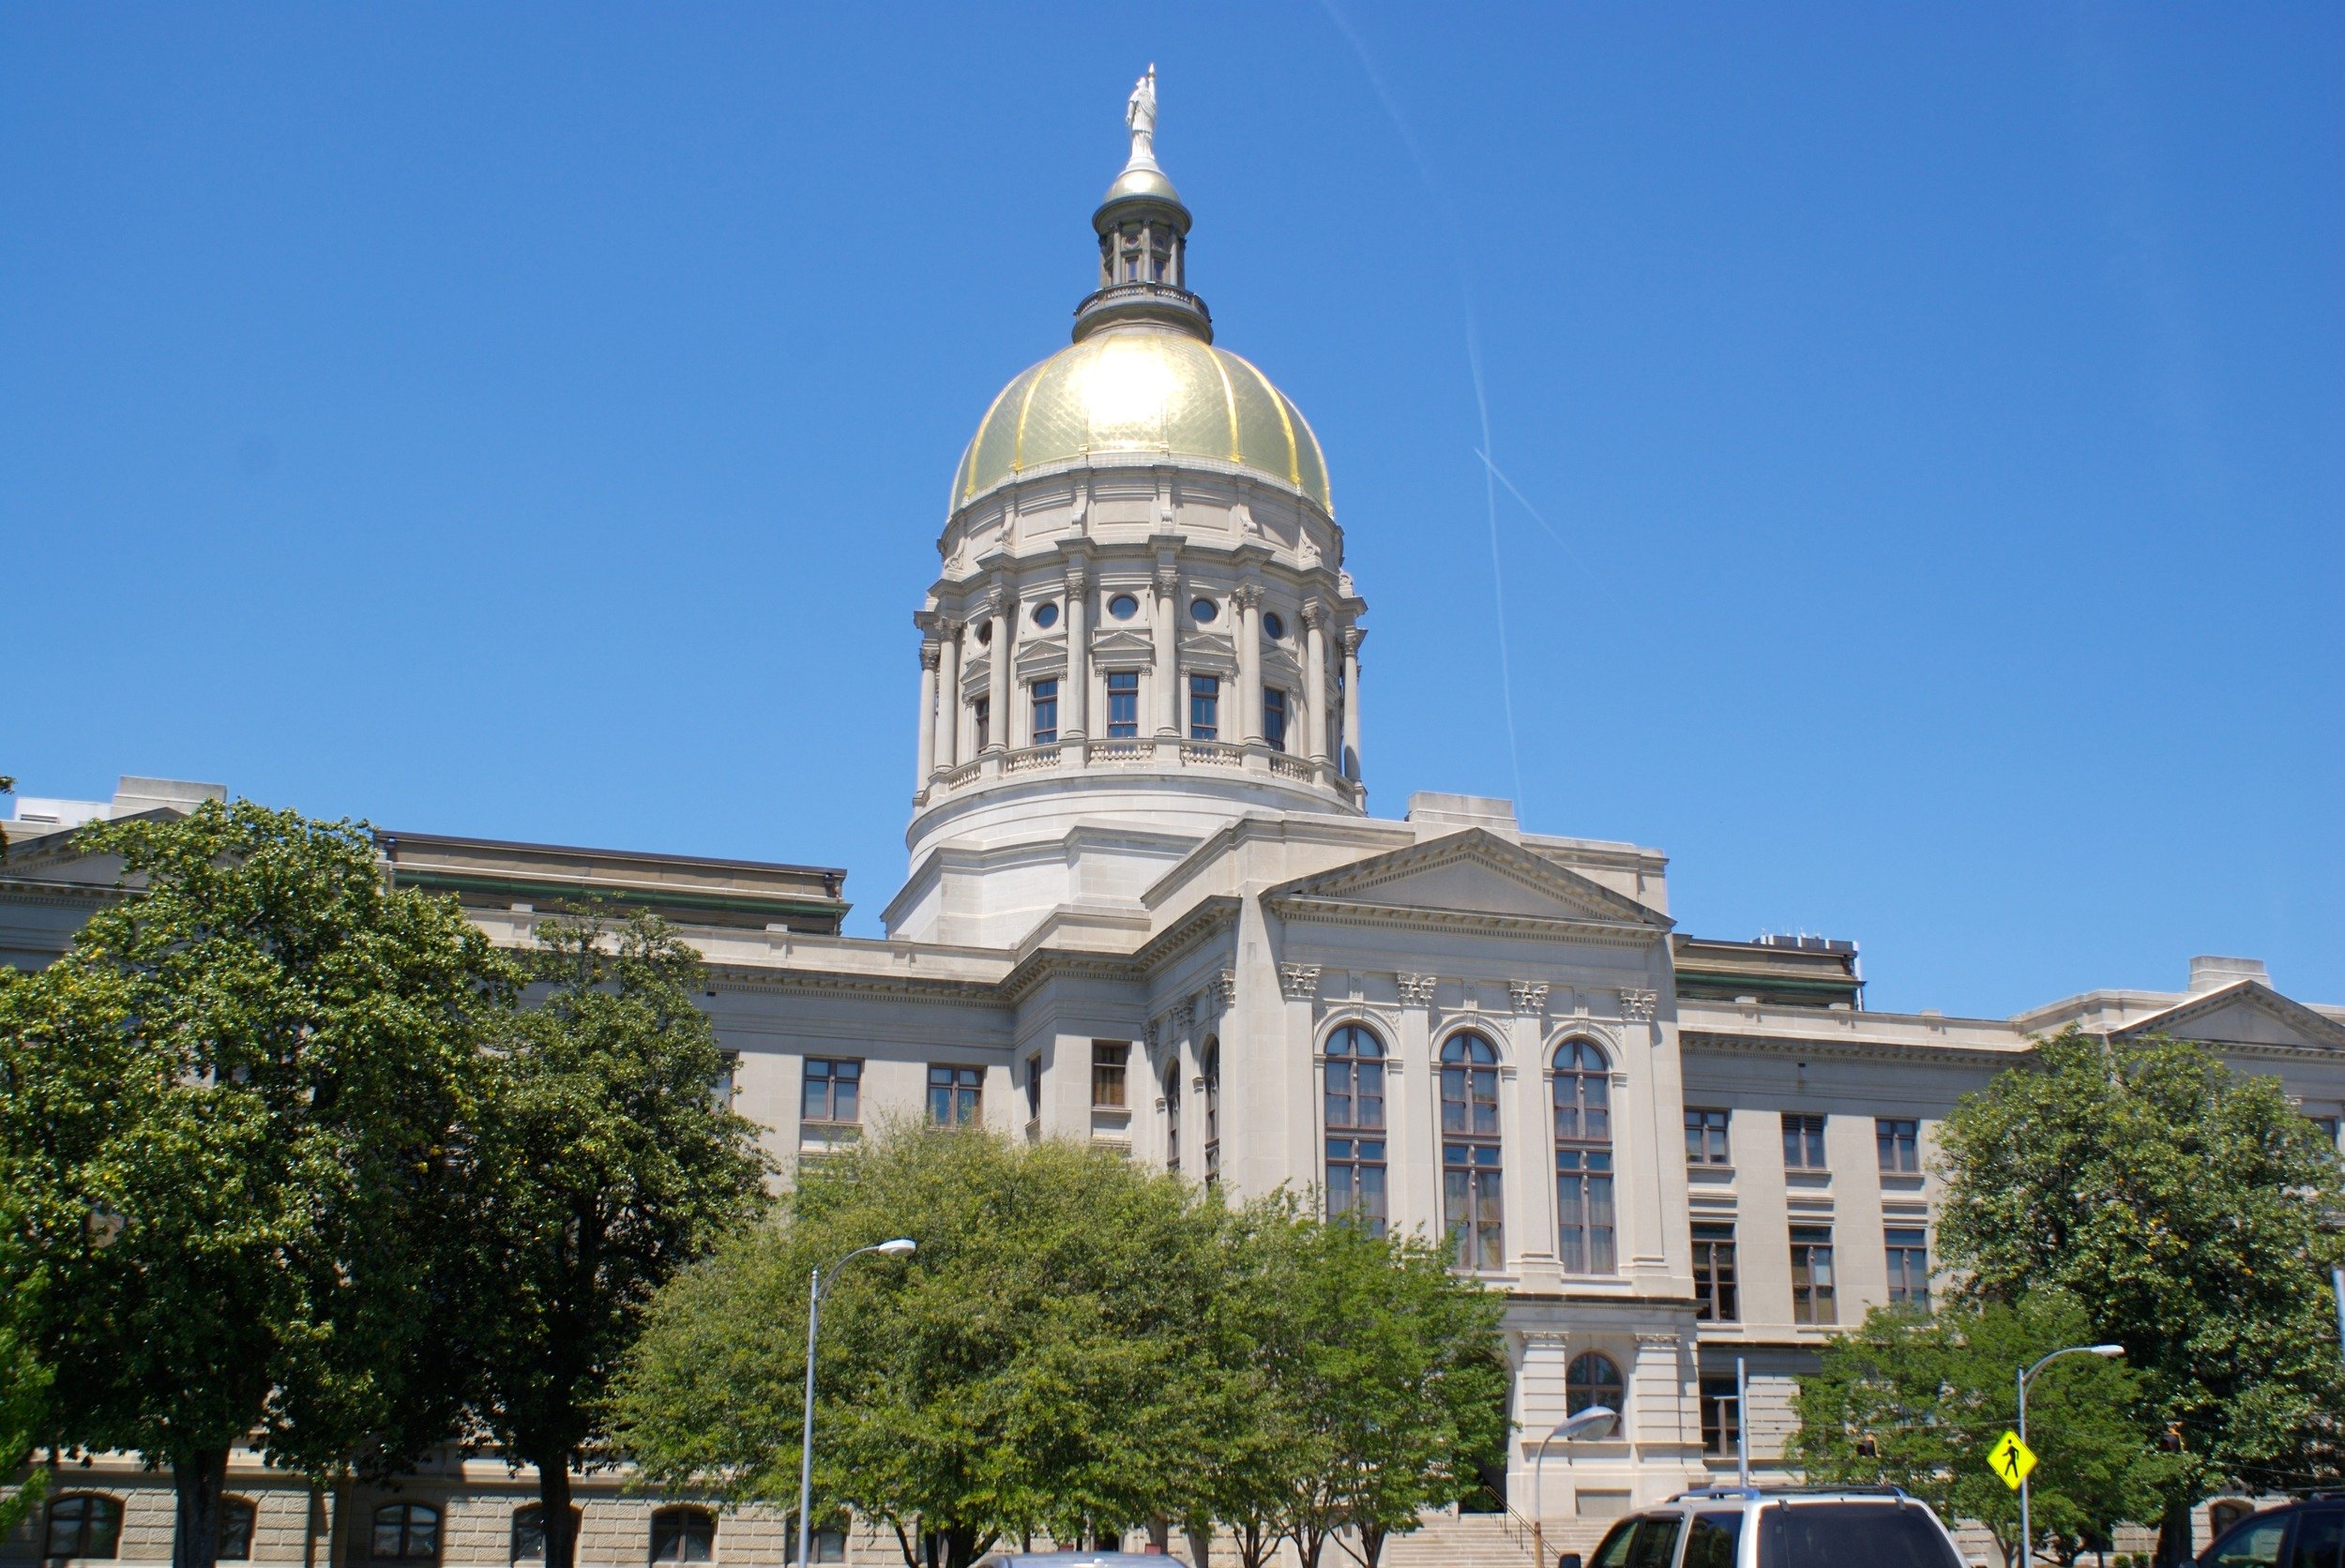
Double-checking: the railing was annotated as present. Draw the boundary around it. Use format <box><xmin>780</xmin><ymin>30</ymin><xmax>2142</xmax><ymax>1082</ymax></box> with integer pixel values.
<box><xmin>1268</xmin><ymin>752</ymin><xmax>1314</xmax><ymax>780</ymax></box>
<box><xmin>934</xmin><ymin>760</ymin><xmax>979</xmax><ymax>790</ymax></box>
<box><xmin>1004</xmin><ymin>744</ymin><xmax>1063</xmax><ymax>776</ymax></box>
<box><xmin>1181</xmin><ymin>741</ymin><xmax>1244</xmax><ymax>768</ymax></box>
<box><xmin>1088</xmin><ymin>740</ymin><xmax>1149</xmax><ymax>765</ymax></box>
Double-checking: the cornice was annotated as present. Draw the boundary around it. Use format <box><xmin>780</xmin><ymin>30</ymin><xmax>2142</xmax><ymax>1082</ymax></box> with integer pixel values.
<box><xmin>1265</xmin><ymin>894</ymin><xmax>1663</xmax><ymax>948</ymax></box>
<box><xmin>703</xmin><ymin>961</ymin><xmax>1005</xmax><ymax>1011</ymax></box>
<box><xmin>1680</xmin><ymin>1029</ymin><xmax>2021</xmax><ymax>1068</ymax></box>
<box><xmin>1131</xmin><ymin>895</ymin><xmax>1243</xmax><ymax>972</ymax></box>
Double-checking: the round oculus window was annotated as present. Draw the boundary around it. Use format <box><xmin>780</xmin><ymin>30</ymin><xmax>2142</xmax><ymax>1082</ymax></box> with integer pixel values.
<box><xmin>1262</xmin><ymin>611</ymin><xmax>1285</xmax><ymax>641</ymax></box>
<box><xmin>1032</xmin><ymin>601</ymin><xmax>1059</xmax><ymax>629</ymax></box>
<box><xmin>1190</xmin><ymin>597</ymin><xmax>1218</xmax><ymax>624</ymax></box>
<box><xmin>1108</xmin><ymin>593</ymin><xmax>1140</xmax><ymax>621</ymax></box>
<box><xmin>975</xmin><ymin>620</ymin><xmax>993</xmax><ymax>645</ymax></box>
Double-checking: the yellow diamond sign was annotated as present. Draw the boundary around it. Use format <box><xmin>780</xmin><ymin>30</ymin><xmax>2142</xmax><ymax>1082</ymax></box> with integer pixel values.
<box><xmin>1988</xmin><ymin>1430</ymin><xmax>2038</xmax><ymax>1491</ymax></box>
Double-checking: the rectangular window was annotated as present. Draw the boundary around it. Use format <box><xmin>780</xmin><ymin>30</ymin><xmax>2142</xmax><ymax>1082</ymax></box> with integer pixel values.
<box><xmin>1699</xmin><ymin>1380</ymin><xmax>1742</xmax><ymax>1456</ymax></box>
<box><xmin>1326</xmin><ymin>1137</ymin><xmax>1388</xmax><ymax>1235</ymax></box>
<box><xmin>1885</xmin><ymin>1226</ymin><xmax>1929</xmax><ymax>1308</ymax></box>
<box><xmin>2308</xmin><ymin>1113</ymin><xmax>2340</xmax><ymax>1150</ymax></box>
<box><xmin>1444</xmin><ymin>1142</ymin><xmax>1505</xmax><ymax>1272</ymax></box>
<box><xmin>1105</xmin><ymin>670</ymin><xmax>1140</xmax><ymax>739</ymax></box>
<box><xmin>1876</xmin><ymin>1117</ymin><xmax>1920</xmax><ymax>1174</ymax></box>
<box><xmin>1188</xmin><ymin>673</ymin><xmax>1219</xmax><ymax>740</ymax></box>
<box><xmin>1024</xmin><ymin>1055</ymin><xmax>1042</xmax><ymax>1124</ymax></box>
<box><xmin>801</xmin><ymin>1058</ymin><xmax>861</xmax><ymax>1128</ymax></box>
<box><xmin>1263</xmin><ymin>687</ymin><xmax>1289</xmax><ymax>751</ymax></box>
<box><xmin>1782</xmin><ymin>1112</ymin><xmax>1828</xmax><ymax>1170</ymax></box>
<box><xmin>1555</xmin><ymin>1149</ymin><xmax>1616</xmax><ymax>1274</ymax></box>
<box><xmin>973</xmin><ymin>696</ymin><xmax>991</xmax><ymax>752</ymax></box>
<box><xmin>1790</xmin><ymin>1225</ymin><xmax>1837</xmax><ymax>1324</ymax></box>
<box><xmin>1031</xmin><ymin>680</ymin><xmax>1058</xmax><ymax>746</ymax></box>
<box><xmin>1685</xmin><ymin>1108</ymin><xmax>1732</xmax><ymax>1165</ymax></box>
<box><xmin>1092</xmin><ymin>1041</ymin><xmax>1128</xmax><ymax>1108</ymax></box>
<box><xmin>1692</xmin><ymin>1221</ymin><xmax>1738</xmax><ymax>1322</ymax></box>
<box><xmin>928</xmin><ymin>1063</ymin><xmax>982</xmax><ymax>1127</ymax></box>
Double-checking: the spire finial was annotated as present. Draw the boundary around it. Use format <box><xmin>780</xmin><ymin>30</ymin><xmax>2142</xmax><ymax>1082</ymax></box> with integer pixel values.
<box><xmin>1124</xmin><ymin>64</ymin><xmax>1159</xmax><ymax>173</ymax></box>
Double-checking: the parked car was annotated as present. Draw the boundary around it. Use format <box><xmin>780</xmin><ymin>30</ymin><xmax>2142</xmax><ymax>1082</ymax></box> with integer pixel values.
<box><xmin>1561</xmin><ymin>1485</ymin><xmax>1974</xmax><ymax>1568</ymax></box>
<box><xmin>977</xmin><ymin>1554</ymin><xmax>1176</xmax><ymax>1568</ymax></box>
<box><xmin>2198</xmin><ymin>1496</ymin><xmax>2345</xmax><ymax>1568</ymax></box>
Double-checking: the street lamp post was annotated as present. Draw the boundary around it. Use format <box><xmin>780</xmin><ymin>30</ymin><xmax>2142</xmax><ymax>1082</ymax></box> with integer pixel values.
<box><xmin>1532</xmin><ymin>1406</ymin><xmax>1617</xmax><ymax>1568</ymax></box>
<box><xmin>796</xmin><ymin>1238</ymin><xmax>915</xmax><ymax>1568</ymax></box>
<box><xmin>2017</xmin><ymin>1343</ymin><xmax>2123</xmax><ymax>1566</ymax></box>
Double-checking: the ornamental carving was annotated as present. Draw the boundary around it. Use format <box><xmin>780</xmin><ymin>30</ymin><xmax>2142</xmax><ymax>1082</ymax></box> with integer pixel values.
<box><xmin>1231</xmin><ymin>583</ymin><xmax>1263</xmax><ymax>611</ymax></box>
<box><xmin>1278</xmin><ymin>963</ymin><xmax>1322</xmax><ymax>1001</ymax></box>
<box><xmin>1155</xmin><ymin>564</ymin><xmax>1181</xmax><ymax>596</ymax></box>
<box><xmin>1509</xmin><ymin>981</ymin><xmax>1551</xmax><ymax>1016</ymax></box>
<box><xmin>1397</xmin><ymin>972</ymin><xmax>1439</xmax><ymax>1007</ymax></box>
<box><xmin>1620</xmin><ymin>988</ymin><xmax>1658</xmax><ymax>1021</ymax></box>
<box><xmin>1215</xmin><ymin>970</ymin><xmax>1239</xmax><ymax>1007</ymax></box>
<box><xmin>1171</xmin><ymin>1000</ymin><xmax>1196</xmax><ymax>1034</ymax></box>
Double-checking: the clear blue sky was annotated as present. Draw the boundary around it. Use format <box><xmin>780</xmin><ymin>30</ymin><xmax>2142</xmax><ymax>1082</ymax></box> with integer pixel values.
<box><xmin>6</xmin><ymin>5</ymin><xmax>2338</xmax><ymax>1016</ymax></box>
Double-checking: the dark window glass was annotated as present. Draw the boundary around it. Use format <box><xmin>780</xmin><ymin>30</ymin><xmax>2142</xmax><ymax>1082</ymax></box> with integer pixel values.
<box><xmin>1441</xmin><ymin>1033</ymin><xmax>1503</xmax><ymax>1270</ymax></box>
<box><xmin>1106</xmin><ymin>671</ymin><xmax>1140</xmax><ymax>738</ymax></box>
<box><xmin>1700</xmin><ymin>1382</ymin><xmax>1742</xmax><ymax>1456</ymax></box>
<box><xmin>1188</xmin><ymin>674</ymin><xmax>1219</xmax><ymax>740</ymax></box>
<box><xmin>1091</xmin><ymin>1041</ymin><xmax>1128</xmax><ymax>1108</ymax></box>
<box><xmin>647</xmin><ymin>1509</ymin><xmax>714</xmax><ymax>1565</ymax></box>
<box><xmin>1885</xmin><ymin>1227</ymin><xmax>1929</xmax><ymax>1308</ymax></box>
<box><xmin>1553</xmin><ymin>1039</ymin><xmax>1614</xmax><ymax>1274</ymax></box>
<box><xmin>511</xmin><ymin>1506</ymin><xmax>580</xmax><ymax>1565</ymax></box>
<box><xmin>47</xmin><ymin>1497</ymin><xmax>125</xmax><ymax>1560</ymax></box>
<box><xmin>1202</xmin><ymin>1038</ymin><xmax>1221</xmax><ymax>1185</ymax></box>
<box><xmin>1684</xmin><ymin>1512</ymin><xmax>1743</xmax><ymax>1568</ymax></box>
<box><xmin>1756</xmin><ymin>1503</ymin><xmax>1962</xmax><ymax>1568</ymax></box>
<box><xmin>1263</xmin><ymin>611</ymin><xmax>1285</xmax><ymax>641</ymax></box>
<box><xmin>1165</xmin><ymin>1064</ymin><xmax>1182</xmax><ymax>1174</ymax></box>
<box><xmin>1782</xmin><ymin>1112</ymin><xmax>1828</xmax><ymax>1170</ymax></box>
<box><xmin>1324</xmin><ymin>1024</ymin><xmax>1387</xmax><ymax>1235</ymax></box>
<box><xmin>1023</xmin><ymin>1056</ymin><xmax>1042</xmax><ymax>1123</ymax></box>
<box><xmin>219</xmin><ymin>1500</ymin><xmax>257</xmax><ymax>1562</ymax></box>
<box><xmin>1263</xmin><ymin>687</ymin><xmax>1288</xmax><ymax>751</ymax></box>
<box><xmin>973</xmin><ymin>696</ymin><xmax>991</xmax><ymax>752</ymax></box>
<box><xmin>1791</xmin><ymin>1225</ymin><xmax>1837</xmax><ymax>1324</ymax></box>
<box><xmin>928</xmin><ymin>1063</ymin><xmax>982</xmax><ymax>1126</ymax></box>
<box><xmin>1592</xmin><ymin>1516</ymin><xmax>1683</xmax><ymax>1568</ymax></box>
<box><xmin>371</xmin><ymin>1504</ymin><xmax>440</xmax><ymax>1562</ymax></box>
<box><xmin>782</xmin><ymin>1518</ymin><xmax>847</xmax><ymax>1566</ymax></box>
<box><xmin>1031</xmin><ymin>680</ymin><xmax>1058</xmax><ymax>746</ymax></box>
<box><xmin>1692</xmin><ymin>1222</ymin><xmax>1738</xmax><ymax>1321</ymax></box>
<box><xmin>1031</xmin><ymin>600</ymin><xmax>1059</xmax><ymax>628</ymax></box>
<box><xmin>2288</xmin><ymin>1510</ymin><xmax>2344</xmax><ymax>1568</ymax></box>
<box><xmin>1566</xmin><ymin>1352</ymin><xmax>1623</xmax><ymax>1416</ymax></box>
<box><xmin>1876</xmin><ymin>1117</ymin><xmax>1920</xmax><ymax>1173</ymax></box>
<box><xmin>1190</xmin><ymin>596</ymin><xmax>1218</xmax><ymax>624</ymax></box>
<box><xmin>1685</xmin><ymin>1108</ymin><xmax>1731</xmax><ymax>1164</ymax></box>
<box><xmin>1107</xmin><ymin>593</ymin><xmax>1139</xmax><ymax>621</ymax></box>
<box><xmin>801</xmin><ymin>1058</ymin><xmax>861</xmax><ymax>1125</ymax></box>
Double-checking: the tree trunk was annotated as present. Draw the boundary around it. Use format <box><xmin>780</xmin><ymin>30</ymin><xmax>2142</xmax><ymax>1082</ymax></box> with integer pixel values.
<box><xmin>173</xmin><ymin>1448</ymin><xmax>231</xmax><ymax>1568</ymax></box>
<box><xmin>537</xmin><ymin>1452</ymin><xmax>578</xmax><ymax>1568</ymax></box>
<box><xmin>2155</xmin><ymin>1498</ymin><xmax>2194</xmax><ymax>1567</ymax></box>
<box><xmin>1183</xmin><ymin>1520</ymin><xmax>1213</xmax><ymax>1568</ymax></box>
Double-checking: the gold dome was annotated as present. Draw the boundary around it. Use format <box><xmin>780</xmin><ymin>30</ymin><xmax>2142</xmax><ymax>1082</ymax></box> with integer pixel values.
<box><xmin>953</xmin><ymin>326</ymin><xmax>1332</xmax><ymax>513</ymax></box>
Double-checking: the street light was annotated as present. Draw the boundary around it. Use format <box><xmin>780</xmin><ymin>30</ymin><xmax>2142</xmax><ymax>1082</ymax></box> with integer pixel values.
<box><xmin>2017</xmin><ymin>1343</ymin><xmax>2123</xmax><ymax>1564</ymax></box>
<box><xmin>795</xmin><ymin>1238</ymin><xmax>915</xmax><ymax>1568</ymax></box>
<box><xmin>1532</xmin><ymin>1405</ymin><xmax>1618</xmax><ymax>1568</ymax></box>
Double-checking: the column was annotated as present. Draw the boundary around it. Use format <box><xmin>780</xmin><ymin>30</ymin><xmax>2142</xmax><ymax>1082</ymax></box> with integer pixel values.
<box><xmin>1234</xmin><ymin>584</ymin><xmax>1263</xmax><ymax>745</ymax></box>
<box><xmin>1063</xmin><ymin>563</ymin><xmax>1090</xmax><ymax>743</ymax></box>
<box><xmin>915</xmin><ymin>637</ymin><xmax>939</xmax><ymax>788</ymax></box>
<box><xmin>1340</xmin><ymin>627</ymin><xmax>1365</xmax><ymax>779</ymax></box>
<box><xmin>1303</xmin><ymin>601</ymin><xmax>1329</xmax><ymax>777</ymax></box>
<box><xmin>1153</xmin><ymin>563</ymin><xmax>1181</xmax><ymax>737</ymax></box>
<box><xmin>932</xmin><ymin>622</ymin><xmax>961</xmax><ymax>771</ymax></box>
<box><xmin>987</xmin><ymin>592</ymin><xmax>1012</xmax><ymax>753</ymax></box>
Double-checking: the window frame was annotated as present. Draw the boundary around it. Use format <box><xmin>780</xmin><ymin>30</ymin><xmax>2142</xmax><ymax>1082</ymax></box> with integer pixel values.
<box><xmin>1164</xmin><ymin>1061</ymin><xmax>1182</xmax><ymax>1174</ymax></box>
<box><xmin>927</xmin><ymin>1063</ymin><xmax>983</xmax><ymax>1127</ymax></box>
<box><xmin>1565</xmin><ymin>1351</ymin><xmax>1625</xmax><ymax>1418</ymax></box>
<box><xmin>646</xmin><ymin>1508</ymin><xmax>715</xmax><ymax>1566</ymax></box>
<box><xmin>218</xmin><ymin>1498</ymin><xmax>258</xmax><ymax>1562</ymax></box>
<box><xmin>1685</xmin><ymin>1108</ymin><xmax>1732</xmax><ymax>1166</ymax></box>
<box><xmin>1091</xmin><ymin>1040</ymin><xmax>1129</xmax><ymax>1109</ymax></box>
<box><xmin>45</xmin><ymin>1494</ymin><xmax>125</xmax><ymax>1561</ymax></box>
<box><xmin>1201</xmin><ymin>1037</ymin><xmax>1221</xmax><ymax>1185</ymax></box>
<box><xmin>1441</xmin><ymin>1032</ymin><xmax>1505</xmax><ymax>1271</ymax></box>
<box><xmin>1790</xmin><ymin>1224</ymin><xmax>1837</xmax><ymax>1325</ymax></box>
<box><xmin>800</xmin><ymin>1057</ymin><xmax>862</xmax><ymax>1129</ymax></box>
<box><xmin>1884</xmin><ymin>1226</ymin><xmax>1930</xmax><ymax>1309</ymax></box>
<box><xmin>1324</xmin><ymin>1023</ymin><xmax>1388</xmax><ymax>1236</ymax></box>
<box><xmin>1691</xmin><ymin>1221</ymin><xmax>1738</xmax><ymax>1322</ymax></box>
<box><xmin>1104</xmin><ymin>670</ymin><xmax>1140</xmax><ymax>739</ymax></box>
<box><xmin>1030</xmin><ymin>679</ymin><xmax>1058</xmax><ymax>746</ymax></box>
<box><xmin>371</xmin><ymin>1502</ymin><xmax>442</xmax><ymax>1564</ymax></box>
<box><xmin>1781</xmin><ymin>1112</ymin><xmax>1828</xmax><ymax>1171</ymax></box>
<box><xmin>1188</xmin><ymin>673</ymin><xmax>1220</xmax><ymax>741</ymax></box>
<box><xmin>1875</xmin><ymin>1117</ymin><xmax>1920</xmax><ymax>1174</ymax></box>
<box><xmin>1551</xmin><ymin>1037</ymin><xmax>1615</xmax><ymax>1274</ymax></box>
<box><xmin>972</xmin><ymin>695</ymin><xmax>991</xmax><ymax>753</ymax></box>
<box><xmin>1699</xmin><ymin>1380</ymin><xmax>1742</xmax><ymax>1457</ymax></box>
<box><xmin>511</xmin><ymin>1505</ymin><xmax>582</xmax><ymax>1566</ymax></box>
<box><xmin>1263</xmin><ymin>686</ymin><xmax>1289</xmax><ymax>752</ymax></box>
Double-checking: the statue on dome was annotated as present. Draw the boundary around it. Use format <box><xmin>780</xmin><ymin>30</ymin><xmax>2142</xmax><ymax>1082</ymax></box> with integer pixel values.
<box><xmin>1125</xmin><ymin>64</ymin><xmax>1158</xmax><ymax>165</ymax></box>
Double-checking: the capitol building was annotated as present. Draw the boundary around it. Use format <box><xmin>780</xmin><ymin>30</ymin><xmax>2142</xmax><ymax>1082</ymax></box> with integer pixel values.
<box><xmin>6</xmin><ymin>73</ymin><xmax>2343</xmax><ymax>1568</ymax></box>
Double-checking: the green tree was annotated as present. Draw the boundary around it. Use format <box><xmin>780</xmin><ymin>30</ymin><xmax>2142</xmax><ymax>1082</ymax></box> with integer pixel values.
<box><xmin>0</xmin><ymin>802</ymin><xmax>511</xmax><ymax>1568</ymax></box>
<box><xmin>1791</xmin><ymin>1291</ymin><xmax>2174</xmax><ymax>1567</ymax></box>
<box><xmin>613</xmin><ymin>1123</ymin><xmax>1237</xmax><ymax>1568</ymax></box>
<box><xmin>0</xmin><ymin>1077</ymin><xmax>50</xmax><ymax>1538</ymax></box>
<box><xmin>1936</xmin><ymin>1028</ymin><xmax>2345</xmax><ymax>1563</ymax></box>
<box><xmin>1212</xmin><ymin>1200</ymin><xmax>1507</xmax><ymax>1568</ymax></box>
<box><xmin>463</xmin><ymin>912</ymin><xmax>774</xmax><ymax>1568</ymax></box>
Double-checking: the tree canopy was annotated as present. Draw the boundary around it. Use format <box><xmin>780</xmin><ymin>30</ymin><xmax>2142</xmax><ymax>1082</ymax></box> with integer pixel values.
<box><xmin>461</xmin><ymin>912</ymin><xmax>774</xmax><ymax>1568</ymax></box>
<box><xmin>0</xmin><ymin>802</ymin><xmax>512</xmax><ymax>1568</ymax></box>
<box><xmin>1935</xmin><ymin>1028</ymin><xmax>2345</xmax><ymax>1559</ymax></box>
<box><xmin>1791</xmin><ymin>1291</ymin><xmax>2175</xmax><ymax>1567</ymax></box>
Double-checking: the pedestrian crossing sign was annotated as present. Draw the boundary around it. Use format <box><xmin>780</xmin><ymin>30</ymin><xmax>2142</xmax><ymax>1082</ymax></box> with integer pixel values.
<box><xmin>1988</xmin><ymin>1430</ymin><xmax>2037</xmax><ymax>1490</ymax></box>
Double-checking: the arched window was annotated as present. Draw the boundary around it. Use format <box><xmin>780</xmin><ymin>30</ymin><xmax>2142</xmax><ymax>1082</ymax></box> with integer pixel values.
<box><xmin>45</xmin><ymin>1496</ymin><xmax>123</xmax><ymax>1560</ymax></box>
<box><xmin>1552</xmin><ymin>1038</ymin><xmax>1616</xmax><ymax>1274</ymax></box>
<box><xmin>1440</xmin><ymin>1033</ymin><xmax>1504</xmax><ymax>1270</ymax></box>
<box><xmin>648</xmin><ymin>1508</ymin><xmax>714</xmax><ymax>1565</ymax></box>
<box><xmin>219</xmin><ymin>1498</ymin><xmax>258</xmax><ymax>1562</ymax></box>
<box><xmin>371</xmin><ymin>1503</ymin><xmax>441</xmax><ymax>1563</ymax></box>
<box><xmin>512</xmin><ymin>1505</ymin><xmax>581</xmax><ymax>1565</ymax></box>
<box><xmin>1202</xmin><ymin>1038</ymin><xmax>1221</xmax><ymax>1186</ymax></box>
<box><xmin>1164</xmin><ymin>1063</ymin><xmax>1182</xmax><ymax>1176</ymax></box>
<box><xmin>1566</xmin><ymin>1352</ymin><xmax>1624</xmax><ymax>1418</ymax></box>
<box><xmin>1324</xmin><ymin>1024</ymin><xmax>1387</xmax><ymax>1235</ymax></box>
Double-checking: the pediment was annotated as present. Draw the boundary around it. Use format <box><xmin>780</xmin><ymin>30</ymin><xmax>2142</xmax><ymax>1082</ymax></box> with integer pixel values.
<box><xmin>2113</xmin><ymin>981</ymin><xmax>2345</xmax><ymax>1053</ymax></box>
<box><xmin>1264</xmin><ymin>829</ymin><xmax>1671</xmax><ymax>934</ymax></box>
<box><xmin>1092</xmin><ymin>627</ymin><xmax>1156</xmax><ymax>661</ymax></box>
